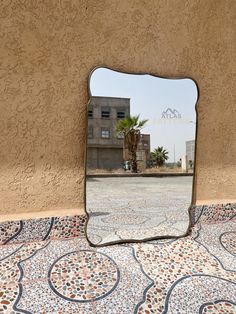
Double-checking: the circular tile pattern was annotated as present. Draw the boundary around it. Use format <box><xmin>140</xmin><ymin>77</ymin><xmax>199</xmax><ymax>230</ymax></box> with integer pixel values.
<box><xmin>220</xmin><ymin>232</ymin><xmax>236</xmax><ymax>256</ymax></box>
<box><xmin>48</xmin><ymin>250</ymin><xmax>120</xmax><ymax>302</ymax></box>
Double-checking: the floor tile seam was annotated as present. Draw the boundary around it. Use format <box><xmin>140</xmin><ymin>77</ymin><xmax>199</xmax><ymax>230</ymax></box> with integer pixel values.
<box><xmin>4</xmin><ymin>272</ymin><xmax>234</xmax><ymax>289</ymax></box>
<box><xmin>13</xmin><ymin>257</ymin><xmax>102</xmax><ymax>284</ymax></box>
<box><xmin>0</xmin><ymin>234</ymin><xmax>87</xmax><ymax>249</ymax></box>
<box><xmin>198</xmin><ymin>220</ymin><xmax>236</xmax><ymax>226</ymax></box>
<box><xmin>0</xmin><ymin>272</ymin><xmax>69</xmax><ymax>288</ymax></box>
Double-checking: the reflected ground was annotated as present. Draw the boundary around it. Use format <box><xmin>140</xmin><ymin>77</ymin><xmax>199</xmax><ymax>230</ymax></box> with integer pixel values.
<box><xmin>86</xmin><ymin>176</ymin><xmax>192</xmax><ymax>245</ymax></box>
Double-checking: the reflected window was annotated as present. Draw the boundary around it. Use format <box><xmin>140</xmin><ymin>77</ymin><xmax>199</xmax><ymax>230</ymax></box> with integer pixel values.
<box><xmin>88</xmin><ymin>109</ymin><xmax>93</xmax><ymax>118</ymax></box>
<box><xmin>101</xmin><ymin>128</ymin><xmax>110</xmax><ymax>138</ymax></box>
<box><xmin>88</xmin><ymin>126</ymin><xmax>93</xmax><ymax>138</ymax></box>
<box><xmin>117</xmin><ymin>111</ymin><xmax>125</xmax><ymax>119</ymax></box>
<box><xmin>101</xmin><ymin>107</ymin><xmax>110</xmax><ymax>118</ymax></box>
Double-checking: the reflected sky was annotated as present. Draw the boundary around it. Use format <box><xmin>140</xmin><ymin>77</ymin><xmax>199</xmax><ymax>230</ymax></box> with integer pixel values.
<box><xmin>90</xmin><ymin>68</ymin><xmax>198</xmax><ymax>162</ymax></box>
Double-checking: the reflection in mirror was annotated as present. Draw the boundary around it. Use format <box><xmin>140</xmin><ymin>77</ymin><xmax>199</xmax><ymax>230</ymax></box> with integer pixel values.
<box><xmin>86</xmin><ymin>67</ymin><xmax>198</xmax><ymax>246</ymax></box>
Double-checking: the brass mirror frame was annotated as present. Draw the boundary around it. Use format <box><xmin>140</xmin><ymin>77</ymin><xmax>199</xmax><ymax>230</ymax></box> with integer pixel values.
<box><xmin>84</xmin><ymin>66</ymin><xmax>200</xmax><ymax>247</ymax></box>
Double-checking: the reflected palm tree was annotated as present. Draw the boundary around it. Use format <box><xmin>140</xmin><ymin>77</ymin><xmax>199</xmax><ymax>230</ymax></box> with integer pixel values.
<box><xmin>151</xmin><ymin>146</ymin><xmax>169</xmax><ymax>167</ymax></box>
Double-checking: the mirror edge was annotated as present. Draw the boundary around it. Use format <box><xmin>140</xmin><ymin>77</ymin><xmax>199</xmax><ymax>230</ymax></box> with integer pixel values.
<box><xmin>84</xmin><ymin>65</ymin><xmax>200</xmax><ymax>247</ymax></box>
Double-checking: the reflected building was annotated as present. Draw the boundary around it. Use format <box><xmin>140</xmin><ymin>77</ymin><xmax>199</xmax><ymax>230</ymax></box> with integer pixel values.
<box><xmin>186</xmin><ymin>140</ymin><xmax>195</xmax><ymax>168</ymax></box>
<box><xmin>87</xmin><ymin>96</ymin><xmax>150</xmax><ymax>170</ymax></box>
<box><xmin>87</xmin><ymin>96</ymin><xmax>130</xmax><ymax>169</ymax></box>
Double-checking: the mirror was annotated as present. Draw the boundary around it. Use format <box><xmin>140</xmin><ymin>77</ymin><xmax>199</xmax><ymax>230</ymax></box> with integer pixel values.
<box><xmin>86</xmin><ymin>67</ymin><xmax>199</xmax><ymax>246</ymax></box>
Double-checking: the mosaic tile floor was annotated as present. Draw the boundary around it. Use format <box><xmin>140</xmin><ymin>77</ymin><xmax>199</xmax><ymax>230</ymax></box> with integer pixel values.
<box><xmin>0</xmin><ymin>204</ymin><xmax>235</xmax><ymax>313</ymax></box>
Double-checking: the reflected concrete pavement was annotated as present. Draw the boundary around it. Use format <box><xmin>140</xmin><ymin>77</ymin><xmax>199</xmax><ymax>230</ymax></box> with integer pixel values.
<box><xmin>86</xmin><ymin>176</ymin><xmax>193</xmax><ymax>245</ymax></box>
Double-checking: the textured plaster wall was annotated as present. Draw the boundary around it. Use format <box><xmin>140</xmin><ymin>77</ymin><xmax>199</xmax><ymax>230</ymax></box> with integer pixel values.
<box><xmin>0</xmin><ymin>0</ymin><xmax>235</xmax><ymax>218</ymax></box>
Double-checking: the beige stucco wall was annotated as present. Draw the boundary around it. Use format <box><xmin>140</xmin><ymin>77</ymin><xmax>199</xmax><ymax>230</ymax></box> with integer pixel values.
<box><xmin>0</xmin><ymin>0</ymin><xmax>235</xmax><ymax>220</ymax></box>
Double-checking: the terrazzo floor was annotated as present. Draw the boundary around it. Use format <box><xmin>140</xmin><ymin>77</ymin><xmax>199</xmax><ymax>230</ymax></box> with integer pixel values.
<box><xmin>0</xmin><ymin>204</ymin><xmax>235</xmax><ymax>313</ymax></box>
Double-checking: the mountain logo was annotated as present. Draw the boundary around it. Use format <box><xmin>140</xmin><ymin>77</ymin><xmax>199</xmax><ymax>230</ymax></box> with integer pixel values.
<box><xmin>161</xmin><ymin>108</ymin><xmax>182</xmax><ymax>119</ymax></box>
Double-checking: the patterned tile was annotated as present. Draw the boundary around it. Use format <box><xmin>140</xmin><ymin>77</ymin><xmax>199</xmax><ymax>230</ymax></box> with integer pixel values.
<box><xmin>220</xmin><ymin>231</ymin><xmax>236</xmax><ymax>256</ymax></box>
<box><xmin>0</xmin><ymin>218</ymin><xmax>53</xmax><ymax>245</ymax></box>
<box><xmin>191</xmin><ymin>203</ymin><xmax>236</xmax><ymax>224</ymax></box>
<box><xmin>134</xmin><ymin>236</ymin><xmax>236</xmax><ymax>314</ymax></box>
<box><xmin>9</xmin><ymin>218</ymin><xmax>53</xmax><ymax>244</ymax></box>
<box><xmin>0</xmin><ymin>282</ymin><xmax>19</xmax><ymax>314</ymax></box>
<box><xmin>0</xmin><ymin>214</ymin><xmax>87</xmax><ymax>245</ymax></box>
<box><xmin>201</xmin><ymin>301</ymin><xmax>236</xmax><ymax>313</ymax></box>
<box><xmin>193</xmin><ymin>220</ymin><xmax>236</xmax><ymax>271</ymax></box>
<box><xmin>48</xmin><ymin>250</ymin><xmax>119</xmax><ymax>302</ymax></box>
<box><xmin>0</xmin><ymin>241</ymin><xmax>48</xmax><ymax>286</ymax></box>
<box><xmin>49</xmin><ymin>215</ymin><xmax>87</xmax><ymax>240</ymax></box>
<box><xmin>165</xmin><ymin>275</ymin><xmax>236</xmax><ymax>313</ymax></box>
<box><xmin>0</xmin><ymin>221</ymin><xmax>22</xmax><ymax>245</ymax></box>
<box><xmin>0</xmin><ymin>244</ymin><xmax>24</xmax><ymax>262</ymax></box>
<box><xmin>0</xmin><ymin>205</ymin><xmax>235</xmax><ymax>313</ymax></box>
<box><xmin>15</xmin><ymin>238</ymin><xmax>153</xmax><ymax>313</ymax></box>
<box><xmin>14</xmin><ymin>279</ymin><xmax>96</xmax><ymax>314</ymax></box>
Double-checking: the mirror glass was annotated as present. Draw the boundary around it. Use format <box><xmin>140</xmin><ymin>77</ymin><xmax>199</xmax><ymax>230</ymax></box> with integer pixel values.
<box><xmin>86</xmin><ymin>67</ymin><xmax>198</xmax><ymax>246</ymax></box>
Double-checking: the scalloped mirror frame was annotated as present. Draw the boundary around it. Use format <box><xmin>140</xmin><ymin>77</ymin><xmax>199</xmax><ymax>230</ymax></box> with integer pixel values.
<box><xmin>84</xmin><ymin>66</ymin><xmax>200</xmax><ymax>247</ymax></box>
